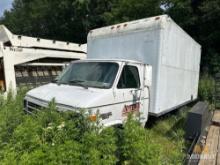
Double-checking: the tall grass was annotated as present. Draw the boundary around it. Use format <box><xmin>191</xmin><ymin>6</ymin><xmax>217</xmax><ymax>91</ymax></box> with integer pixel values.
<box><xmin>198</xmin><ymin>74</ymin><xmax>215</xmax><ymax>102</ymax></box>
<box><xmin>0</xmin><ymin>89</ymin><xmax>188</xmax><ymax>164</ymax></box>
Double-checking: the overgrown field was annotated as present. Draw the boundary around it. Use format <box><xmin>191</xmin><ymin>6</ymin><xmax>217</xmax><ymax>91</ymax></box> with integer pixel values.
<box><xmin>0</xmin><ymin>89</ymin><xmax>189</xmax><ymax>165</ymax></box>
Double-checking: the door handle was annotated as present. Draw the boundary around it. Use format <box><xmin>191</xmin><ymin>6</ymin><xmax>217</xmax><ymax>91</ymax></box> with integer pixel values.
<box><xmin>130</xmin><ymin>89</ymin><xmax>142</xmax><ymax>95</ymax></box>
<box><xmin>130</xmin><ymin>88</ymin><xmax>142</xmax><ymax>93</ymax></box>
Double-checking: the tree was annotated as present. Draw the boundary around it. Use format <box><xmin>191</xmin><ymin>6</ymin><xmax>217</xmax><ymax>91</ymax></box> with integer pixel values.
<box><xmin>0</xmin><ymin>0</ymin><xmax>116</xmax><ymax>43</ymax></box>
<box><xmin>0</xmin><ymin>0</ymin><xmax>220</xmax><ymax>74</ymax></box>
<box><xmin>103</xmin><ymin>0</ymin><xmax>162</xmax><ymax>24</ymax></box>
<box><xmin>163</xmin><ymin>0</ymin><xmax>220</xmax><ymax>74</ymax></box>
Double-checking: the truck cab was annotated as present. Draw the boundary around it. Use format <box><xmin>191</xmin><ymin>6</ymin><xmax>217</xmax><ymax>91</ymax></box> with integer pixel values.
<box><xmin>24</xmin><ymin>59</ymin><xmax>152</xmax><ymax>127</ymax></box>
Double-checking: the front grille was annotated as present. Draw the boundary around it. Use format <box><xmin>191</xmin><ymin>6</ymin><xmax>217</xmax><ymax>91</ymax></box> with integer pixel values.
<box><xmin>25</xmin><ymin>101</ymin><xmax>42</xmax><ymax>114</ymax></box>
<box><xmin>24</xmin><ymin>98</ymin><xmax>77</xmax><ymax>114</ymax></box>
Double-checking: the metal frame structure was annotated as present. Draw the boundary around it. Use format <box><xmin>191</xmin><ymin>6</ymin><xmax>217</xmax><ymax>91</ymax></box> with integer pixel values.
<box><xmin>0</xmin><ymin>25</ymin><xmax>87</xmax><ymax>94</ymax></box>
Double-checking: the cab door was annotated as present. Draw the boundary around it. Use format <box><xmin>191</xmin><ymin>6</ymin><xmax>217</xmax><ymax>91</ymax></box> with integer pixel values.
<box><xmin>113</xmin><ymin>63</ymin><xmax>143</xmax><ymax>122</ymax></box>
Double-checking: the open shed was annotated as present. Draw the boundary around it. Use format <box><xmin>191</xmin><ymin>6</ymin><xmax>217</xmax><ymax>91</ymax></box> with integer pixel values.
<box><xmin>0</xmin><ymin>25</ymin><xmax>87</xmax><ymax>94</ymax></box>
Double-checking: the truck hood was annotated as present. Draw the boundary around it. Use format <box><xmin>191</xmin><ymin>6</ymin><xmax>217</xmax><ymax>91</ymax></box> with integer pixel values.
<box><xmin>26</xmin><ymin>83</ymin><xmax>113</xmax><ymax>109</ymax></box>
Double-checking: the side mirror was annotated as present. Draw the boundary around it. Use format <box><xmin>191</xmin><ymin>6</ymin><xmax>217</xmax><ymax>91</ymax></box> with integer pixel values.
<box><xmin>144</xmin><ymin>65</ymin><xmax>152</xmax><ymax>87</ymax></box>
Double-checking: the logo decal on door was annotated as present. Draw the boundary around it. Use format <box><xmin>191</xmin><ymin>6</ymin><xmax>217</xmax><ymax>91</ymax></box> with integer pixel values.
<box><xmin>122</xmin><ymin>102</ymin><xmax>140</xmax><ymax>116</ymax></box>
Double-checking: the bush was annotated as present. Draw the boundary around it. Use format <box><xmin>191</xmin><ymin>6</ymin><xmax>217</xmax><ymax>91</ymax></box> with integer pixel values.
<box><xmin>198</xmin><ymin>74</ymin><xmax>215</xmax><ymax>102</ymax></box>
<box><xmin>0</xmin><ymin>89</ymin><xmax>186</xmax><ymax>164</ymax></box>
<box><xmin>119</xmin><ymin>116</ymin><xmax>162</xmax><ymax>165</ymax></box>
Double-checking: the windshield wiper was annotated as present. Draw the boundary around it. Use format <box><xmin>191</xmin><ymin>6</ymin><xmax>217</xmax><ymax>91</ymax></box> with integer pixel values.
<box><xmin>52</xmin><ymin>79</ymin><xmax>66</xmax><ymax>85</ymax></box>
<box><xmin>56</xmin><ymin>81</ymin><xmax>69</xmax><ymax>85</ymax></box>
<box><xmin>51</xmin><ymin>79</ymin><xmax>58</xmax><ymax>83</ymax></box>
<box><xmin>69</xmin><ymin>80</ymin><xmax>88</xmax><ymax>89</ymax></box>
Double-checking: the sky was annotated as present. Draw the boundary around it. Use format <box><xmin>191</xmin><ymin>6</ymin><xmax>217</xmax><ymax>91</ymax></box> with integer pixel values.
<box><xmin>0</xmin><ymin>0</ymin><xmax>13</xmax><ymax>17</ymax></box>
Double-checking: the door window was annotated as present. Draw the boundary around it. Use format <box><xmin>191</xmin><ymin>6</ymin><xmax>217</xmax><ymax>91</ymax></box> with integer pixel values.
<box><xmin>117</xmin><ymin>65</ymin><xmax>140</xmax><ymax>88</ymax></box>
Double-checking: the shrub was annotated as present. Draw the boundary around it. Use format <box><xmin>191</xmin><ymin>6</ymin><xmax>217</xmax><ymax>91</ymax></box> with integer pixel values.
<box><xmin>119</xmin><ymin>116</ymin><xmax>162</xmax><ymax>165</ymax></box>
<box><xmin>198</xmin><ymin>74</ymin><xmax>215</xmax><ymax>102</ymax></box>
<box><xmin>0</xmin><ymin>91</ymin><xmax>118</xmax><ymax>164</ymax></box>
<box><xmin>0</xmin><ymin>89</ymin><xmax>186</xmax><ymax>164</ymax></box>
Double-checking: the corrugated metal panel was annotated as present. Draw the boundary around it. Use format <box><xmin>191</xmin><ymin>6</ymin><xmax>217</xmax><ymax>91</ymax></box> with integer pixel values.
<box><xmin>0</xmin><ymin>25</ymin><xmax>87</xmax><ymax>53</ymax></box>
<box><xmin>0</xmin><ymin>25</ymin><xmax>87</xmax><ymax>93</ymax></box>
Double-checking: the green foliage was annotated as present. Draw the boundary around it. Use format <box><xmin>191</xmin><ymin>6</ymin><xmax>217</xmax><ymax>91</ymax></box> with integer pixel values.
<box><xmin>163</xmin><ymin>0</ymin><xmax>220</xmax><ymax>74</ymax></box>
<box><xmin>119</xmin><ymin>116</ymin><xmax>162</xmax><ymax>165</ymax></box>
<box><xmin>103</xmin><ymin>0</ymin><xmax>162</xmax><ymax>24</ymax></box>
<box><xmin>0</xmin><ymin>0</ymin><xmax>116</xmax><ymax>43</ymax></box>
<box><xmin>198</xmin><ymin>74</ymin><xmax>215</xmax><ymax>101</ymax></box>
<box><xmin>1</xmin><ymin>0</ymin><xmax>220</xmax><ymax>74</ymax></box>
<box><xmin>0</xmin><ymin>90</ymin><xmax>188</xmax><ymax>164</ymax></box>
<box><xmin>150</xmin><ymin>108</ymin><xmax>187</xmax><ymax>164</ymax></box>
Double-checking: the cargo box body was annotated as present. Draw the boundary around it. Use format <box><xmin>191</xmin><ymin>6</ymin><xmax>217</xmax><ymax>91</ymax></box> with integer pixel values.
<box><xmin>87</xmin><ymin>15</ymin><xmax>201</xmax><ymax>116</ymax></box>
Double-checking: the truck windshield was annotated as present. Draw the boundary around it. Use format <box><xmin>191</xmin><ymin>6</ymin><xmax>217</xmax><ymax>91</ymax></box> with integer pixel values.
<box><xmin>56</xmin><ymin>62</ymin><xmax>119</xmax><ymax>89</ymax></box>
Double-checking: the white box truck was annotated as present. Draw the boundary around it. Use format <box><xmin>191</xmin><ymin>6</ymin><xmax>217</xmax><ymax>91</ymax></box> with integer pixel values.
<box><xmin>24</xmin><ymin>15</ymin><xmax>201</xmax><ymax>127</ymax></box>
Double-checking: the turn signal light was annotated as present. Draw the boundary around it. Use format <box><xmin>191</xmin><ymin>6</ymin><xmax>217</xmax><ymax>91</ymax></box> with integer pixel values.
<box><xmin>89</xmin><ymin>115</ymin><xmax>97</xmax><ymax>121</ymax></box>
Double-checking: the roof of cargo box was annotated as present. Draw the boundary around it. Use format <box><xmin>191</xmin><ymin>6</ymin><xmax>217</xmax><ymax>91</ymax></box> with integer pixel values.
<box><xmin>88</xmin><ymin>14</ymin><xmax>201</xmax><ymax>47</ymax></box>
<box><xmin>0</xmin><ymin>25</ymin><xmax>87</xmax><ymax>53</ymax></box>
<box><xmin>88</xmin><ymin>15</ymin><xmax>169</xmax><ymax>38</ymax></box>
